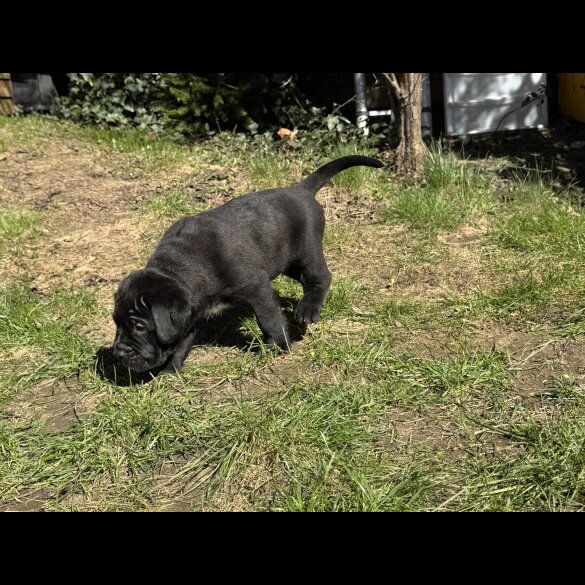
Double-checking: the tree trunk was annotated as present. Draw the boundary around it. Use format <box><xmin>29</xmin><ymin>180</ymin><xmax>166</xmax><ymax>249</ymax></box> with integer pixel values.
<box><xmin>384</xmin><ymin>73</ymin><xmax>426</xmax><ymax>178</ymax></box>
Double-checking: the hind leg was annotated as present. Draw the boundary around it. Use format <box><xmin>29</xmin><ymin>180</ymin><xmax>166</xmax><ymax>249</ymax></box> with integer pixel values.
<box><xmin>293</xmin><ymin>252</ymin><xmax>332</xmax><ymax>325</ymax></box>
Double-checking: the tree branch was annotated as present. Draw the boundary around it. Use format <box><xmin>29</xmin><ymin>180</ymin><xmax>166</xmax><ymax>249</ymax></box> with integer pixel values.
<box><xmin>382</xmin><ymin>73</ymin><xmax>403</xmax><ymax>102</ymax></box>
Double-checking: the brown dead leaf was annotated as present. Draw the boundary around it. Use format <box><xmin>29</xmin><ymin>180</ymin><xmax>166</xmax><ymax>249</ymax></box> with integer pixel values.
<box><xmin>277</xmin><ymin>128</ymin><xmax>298</xmax><ymax>140</ymax></box>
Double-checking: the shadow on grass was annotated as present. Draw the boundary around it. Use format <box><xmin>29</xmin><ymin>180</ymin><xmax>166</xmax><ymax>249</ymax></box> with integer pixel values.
<box><xmin>194</xmin><ymin>298</ymin><xmax>307</xmax><ymax>348</ymax></box>
<box><xmin>452</xmin><ymin>118</ymin><xmax>585</xmax><ymax>193</ymax></box>
<box><xmin>95</xmin><ymin>296</ymin><xmax>307</xmax><ymax>386</ymax></box>
<box><xmin>94</xmin><ymin>346</ymin><xmax>160</xmax><ymax>386</ymax></box>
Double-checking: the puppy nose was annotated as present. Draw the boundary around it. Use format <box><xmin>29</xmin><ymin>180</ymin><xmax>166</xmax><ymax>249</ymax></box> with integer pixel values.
<box><xmin>113</xmin><ymin>344</ymin><xmax>130</xmax><ymax>359</ymax></box>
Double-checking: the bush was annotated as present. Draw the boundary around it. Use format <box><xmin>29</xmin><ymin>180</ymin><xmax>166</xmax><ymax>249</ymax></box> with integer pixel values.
<box><xmin>54</xmin><ymin>73</ymin><xmax>389</xmax><ymax>150</ymax></box>
<box><xmin>56</xmin><ymin>72</ymin><xmax>295</xmax><ymax>138</ymax></box>
<box><xmin>159</xmin><ymin>73</ymin><xmax>272</xmax><ymax>137</ymax></box>
<box><xmin>158</xmin><ymin>73</ymin><xmax>377</xmax><ymax>145</ymax></box>
<box><xmin>55</xmin><ymin>73</ymin><xmax>165</xmax><ymax>132</ymax></box>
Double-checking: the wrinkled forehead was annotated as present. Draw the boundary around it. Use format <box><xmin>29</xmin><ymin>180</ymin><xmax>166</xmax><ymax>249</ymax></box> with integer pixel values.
<box><xmin>113</xmin><ymin>285</ymin><xmax>151</xmax><ymax>321</ymax></box>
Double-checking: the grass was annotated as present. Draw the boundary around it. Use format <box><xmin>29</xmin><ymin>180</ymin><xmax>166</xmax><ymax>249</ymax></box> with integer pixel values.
<box><xmin>0</xmin><ymin>115</ymin><xmax>56</xmax><ymax>150</ymax></box>
<box><xmin>494</xmin><ymin>190</ymin><xmax>585</xmax><ymax>258</ymax></box>
<box><xmin>383</xmin><ymin>143</ymin><xmax>494</xmax><ymax>233</ymax></box>
<box><xmin>245</xmin><ymin>142</ymin><xmax>381</xmax><ymax>194</ymax></box>
<box><xmin>0</xmin><ymin>286</ymin><xmax>97</xmax><ymax>399</ymax></box>
<box><xmin>2</xmin><ymin>115</ymin><xmax>585</xmax><ymax>511</ymax></box>
<box><xmin>374</xmin><ymin>298</ymin><xmax>431</xmax><ymax>330</ymax></box>
<box><xmin>0</xmin><ymin>211</ymin><xmax>41</xmax><ymax>243</ymax></box>
<box><xmin>246</xmin><ymin>152</ymin><xmax>300</xmax><ymax>190</ymax></box>
<box><xmin>440</xmin><ymin>267</ymin><xmax>582</xmax><ymax>324</ymax></box>
<box><xmin>0</xmin><ymin>114</ymin><xmax>196</xmax><ymax>175</ymax></box>
<box><xmin>145</xmin><ymin>189</ymin><xmax>206</xmax><ymax>218</ymax></box>
<box><xmin>385</xmin><ymin>186</ymin><xmax>467</xmax><ymax>232</ymax></box>
<box><xmin>330</xmin><ymin>143</ymin><xmax>380</xmax><ymax>193</ymax></box>
<box><xmin>320</xmin><ymin>278</ymin><xmax>364</xmax><ymax>320</ymax></box>
<box><xmin>72</xmin><ymin>125</ymin><xmax>196</xmax><ymax>174</ymax></box>
<box><xmin>438</xmin><ymin>389</ymin><xmax>585</xmax><ymax>511</ymax></box>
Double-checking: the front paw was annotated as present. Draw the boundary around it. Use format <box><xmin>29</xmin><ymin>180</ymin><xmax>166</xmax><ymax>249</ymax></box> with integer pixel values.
<box><xmin>159</xmin><ymin>362</ymin><xmax>182</xmax><ymax>374</ymax></box>
<box><xmin>294</xmin><ymin>299</ymin><xmax>322</xmax><ymax>324</ymax></box>
<box><xmin>265</xmin><ymin>336</ymin><xmax>291</xmax><ymax>353</ymax></box>
<box><xmin>158</xmin><ymin>354</ymin><xmax>184</xmax><ymax>374</ymax></box>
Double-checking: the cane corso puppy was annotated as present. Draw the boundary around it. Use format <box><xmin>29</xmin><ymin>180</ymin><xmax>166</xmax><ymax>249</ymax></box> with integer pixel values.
<box><xmin>113</xmin><ymin>155</ymin><xmax>383</xmax><ymax>373</ymax></box>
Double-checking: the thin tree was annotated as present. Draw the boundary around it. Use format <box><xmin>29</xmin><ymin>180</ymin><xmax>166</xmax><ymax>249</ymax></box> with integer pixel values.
<box><xmin>383</xmin><ymin>73</ymin><xmax>427</xmax><ymax>177</ymax></box>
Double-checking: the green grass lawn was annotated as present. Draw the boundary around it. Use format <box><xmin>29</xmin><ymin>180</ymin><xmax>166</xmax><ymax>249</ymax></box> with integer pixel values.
<box><xmin>1</xmin><ymin>116</ymin><xmax>585</xmax><ymax>511</ymax></box>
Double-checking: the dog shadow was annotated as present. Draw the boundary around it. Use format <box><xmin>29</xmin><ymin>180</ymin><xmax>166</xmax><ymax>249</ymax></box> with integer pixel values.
<box><xmin>94</xmin><ymin>346</ymin><xmax>162</xmax><ymax>386</ymax></box>
<box><xmin>95</xmin><ymin>295</ymin><xmax>306</xmax><ymax>385</ymax></box>
<box><xmin>194</xmin><ymin>296</ymin><xmax>306</xmax><ymax>348</ymax></box>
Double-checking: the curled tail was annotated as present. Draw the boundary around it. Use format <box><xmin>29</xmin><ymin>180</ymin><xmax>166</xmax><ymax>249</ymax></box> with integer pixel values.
<box><xmin>300</xmin><ymin>155</ymin><xmax>384</xmax><ymax>194</ymax></box>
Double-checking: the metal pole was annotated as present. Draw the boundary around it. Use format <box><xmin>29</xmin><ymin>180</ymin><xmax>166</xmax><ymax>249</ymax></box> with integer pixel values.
<box><xmin>354</xmin><ymin>73</ymin><xmax>369</xmax><ymax>134</ymax></box>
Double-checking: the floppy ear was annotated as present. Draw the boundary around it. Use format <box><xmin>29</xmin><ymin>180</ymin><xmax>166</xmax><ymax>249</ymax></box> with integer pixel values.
<box><xmin>151</xmin><ymin>299</ymin><xmax>191</xmax><ymax>345</ymax></box>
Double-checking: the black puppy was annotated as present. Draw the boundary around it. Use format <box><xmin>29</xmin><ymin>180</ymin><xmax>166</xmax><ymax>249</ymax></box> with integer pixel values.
<box><xmin>113</xmin><ymin>155</ymin><xmax>383</xmax><ymax>373</ymax></box>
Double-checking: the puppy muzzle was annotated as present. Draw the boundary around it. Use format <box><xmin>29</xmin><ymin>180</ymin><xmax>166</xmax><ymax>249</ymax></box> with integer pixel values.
<box><xmin>113</xmin><ymin>342</ymin><xmax>169</xmax><ymax>373</ymax></box>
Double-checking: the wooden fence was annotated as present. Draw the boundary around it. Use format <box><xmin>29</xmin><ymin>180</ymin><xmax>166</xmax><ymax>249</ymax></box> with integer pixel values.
<box><xmin>0</xmin><ymin>73</ymin><xmax>15</xmax><ymax>115</ymax></box>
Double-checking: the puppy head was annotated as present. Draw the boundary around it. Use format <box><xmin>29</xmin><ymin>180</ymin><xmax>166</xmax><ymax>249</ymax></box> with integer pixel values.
<box><xmin>112</xmin><ymin>269</ymin><xmax>192</xmax><ymax>372</ymax></box>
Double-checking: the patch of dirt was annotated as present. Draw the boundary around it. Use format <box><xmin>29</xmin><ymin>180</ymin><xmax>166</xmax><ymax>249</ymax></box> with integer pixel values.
<box><xmin>5</xmin><ymin>376</ymin><xmax>98</xmax><ymax>432</ymax></box>
<box><xmin>201</xmin><ymin>493</ymin><xmax>255</xmax><ymax>512</ymax></box>
<box><xmin>464</xmin><ymin>320</ymin><xmax>585</xmax><ymax>396</ymax></box>
<box><xmin>196</xmin><ymin>358</ymin><xmax>296</xmax><ymax>403</ymax></box>
<box><xmin>0</xmin><ymin>140</ymin><xmax>174</xmax><ymax>301</ymax></box>
<box><xmin>388</xmin><ymin>408</ymin><xmax>461</xmax><ymax>453</ymax></box>
<box><xmin>319</xmin><ymin>186</ymin><xmax>383</xmax><ymax>224</ymax></box>
<box><xmin>0</xmin><ymin>142</ymin><xmax>152</xmax><ymax>220</ymax></box>
<box><xmin>326</xmin><ymin>222</ymin><xmax>497</xmax><ymax>302</ymax></box>
<box><xmin>555</xmin><ymin>337</ymin><xmax>585</xmax><ymax>376</ymax></box>
<box><xmin>462</xmin><ymin>323</ymin><xmax>546</xmax><ymax>358</ymax></box>
<box><xmin>389</xmin><ymin>329</ymin><xmax>458</xmax><ymax>362</ymax></box>
<box><xmin>511</xmin><ymin>336</ymin><xmax>585</xmax><ymax>397</ymax></box>
<box><xmin>388</xmin><ymin>317</ymin><xmax>578</xmax><ymax>402</ymax></box>
<box><xmin>0</xmin><ymin>490</ymin><xmax>51</xmax><ymax>512</ymax></box>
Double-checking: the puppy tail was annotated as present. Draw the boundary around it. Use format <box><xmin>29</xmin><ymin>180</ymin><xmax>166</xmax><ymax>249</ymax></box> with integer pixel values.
<box><xmin>300</xmin><ymin>155</ymin><xmax>384</xmax><ymax>194</ymax></box>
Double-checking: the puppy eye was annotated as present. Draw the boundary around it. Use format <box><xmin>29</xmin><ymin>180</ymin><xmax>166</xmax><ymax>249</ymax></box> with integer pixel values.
<box><xmin>134</xmin><ymin>322</ymin><xmax>146</xmax><ymax>332</ymax></box>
